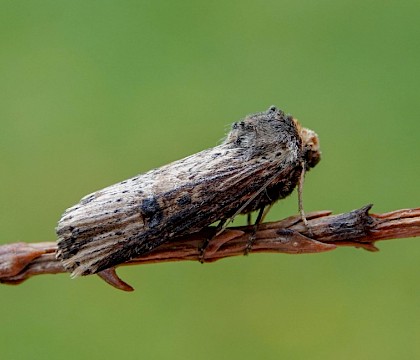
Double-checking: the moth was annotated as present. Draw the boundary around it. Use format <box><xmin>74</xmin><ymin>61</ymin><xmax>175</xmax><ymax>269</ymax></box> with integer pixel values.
<box><xmin>56</xmin><ymin>106</ymin><xmax>321</xmax><ymax>278</ymax></box>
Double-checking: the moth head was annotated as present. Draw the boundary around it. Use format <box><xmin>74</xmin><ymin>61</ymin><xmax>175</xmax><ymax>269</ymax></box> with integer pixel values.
<box><xmin>294</xmin><ymin>123</ymin><xmax>321</xmax><ymax>169</ymax></box>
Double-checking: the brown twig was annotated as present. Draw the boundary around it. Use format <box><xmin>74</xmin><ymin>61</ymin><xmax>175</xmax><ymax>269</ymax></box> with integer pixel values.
<box><xmin>1</xmin><ymin>205</ymin><xmax>419</xmax><ymax>291</ymax></box>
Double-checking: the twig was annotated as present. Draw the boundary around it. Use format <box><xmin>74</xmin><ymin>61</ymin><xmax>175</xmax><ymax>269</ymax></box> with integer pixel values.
<box><xmin>1</xmin><ymin>205</ymin><xmax>419</xmax><ymax>291</ymax></box>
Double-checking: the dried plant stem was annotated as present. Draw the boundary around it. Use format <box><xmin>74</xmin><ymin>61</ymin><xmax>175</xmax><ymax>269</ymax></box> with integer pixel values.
<box><xmin>1</xmin><ymin>205</ymin><xmax>419</xmax><ymax>291</ymax></box>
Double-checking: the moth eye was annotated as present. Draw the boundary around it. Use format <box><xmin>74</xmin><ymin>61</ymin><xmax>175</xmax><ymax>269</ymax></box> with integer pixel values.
<box><xmin>232</xmin><ymin>122</ymin><xmax>238</xmax><ymax>129</ymax></box>
<box><xmin>268</xmin><ymin>105</ymin><xmax>277</xmax><ymax>113</ymax></box>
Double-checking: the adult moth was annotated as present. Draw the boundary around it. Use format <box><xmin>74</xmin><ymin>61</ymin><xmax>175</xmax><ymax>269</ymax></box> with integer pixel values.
<box><xmin>56</xmin><ymin>106</ymin><xmax>320</xmax><ymax>278</ymax></box>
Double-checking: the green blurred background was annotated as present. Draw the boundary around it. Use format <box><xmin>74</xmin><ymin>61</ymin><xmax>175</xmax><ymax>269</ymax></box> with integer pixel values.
<box><xmin>1</xmin><ymin>1</ymin><xmax>419</xmax><ymax>359</ymax></box>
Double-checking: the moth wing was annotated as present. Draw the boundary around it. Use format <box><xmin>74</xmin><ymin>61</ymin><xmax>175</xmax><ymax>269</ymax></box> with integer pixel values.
<box><xmin>57</xmin><ymin>148</ymin><xmax>295</xmax><ymax>276</ymax></box>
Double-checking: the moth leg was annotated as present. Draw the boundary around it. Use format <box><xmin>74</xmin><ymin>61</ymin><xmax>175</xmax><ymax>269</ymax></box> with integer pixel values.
<box><xmin>298</xmin><ymin>162</ymin><xmax>312</xmax><ymax>237</ymax></box>
<box><xmin>298</xmin><ymin>162</ymin><xmax>308</xmax><ymax>227</ymax></box>
<box><xmin>244</xmin><ymin>205</ymin><xmax>265</xmax><ymax>255</ymax></box>
<box><xmin>260</xmin><ymin>204</ymin><xmax>273</xmax><ymax>223</ymax></box>
<box><xmin>247</xmin><ymin>213</ymin><xmax>252</xmax><ymax>226</ymax></box>
<box><xmin>298</xmin><ymin>161</ymin><xmax>313</xmax><ymax>236</ymax></box>
<box><xmin>199</xmin><ymin>219</ymin><xmax>227</xmax><ymax>263</ymax></box>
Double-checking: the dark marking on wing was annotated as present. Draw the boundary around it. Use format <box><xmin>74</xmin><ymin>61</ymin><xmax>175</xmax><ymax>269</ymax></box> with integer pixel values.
<box><xmin>177</xmin><ymin>193</ymin><xmax>192</xmax><ymax>206</ymax></box>
<box><xmin>140</xmin><ymin>196</ymin><xmax>163</xmax><ymax>228</ymax></box>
